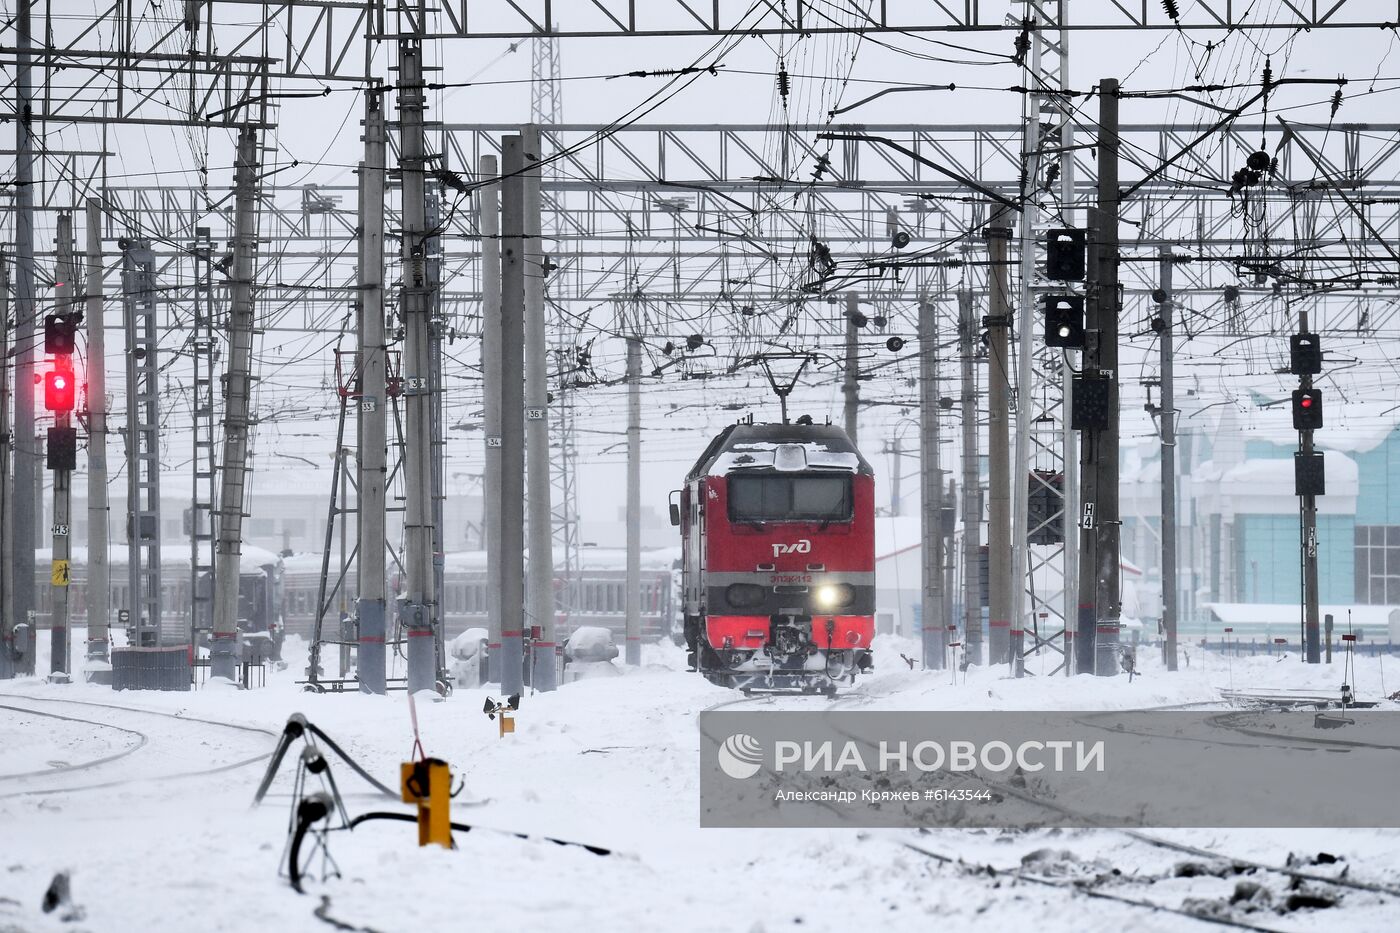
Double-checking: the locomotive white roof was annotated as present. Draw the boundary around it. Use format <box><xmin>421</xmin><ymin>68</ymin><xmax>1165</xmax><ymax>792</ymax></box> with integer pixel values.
<box><xmin>712</xmin><ymin>441</ymin><xmax>861</xmax><ymax>476</ymax></box>
<box><xmin>687</xmin><ymin>422</ymin><xmax>873</xmax><ymax>480</ymax></box>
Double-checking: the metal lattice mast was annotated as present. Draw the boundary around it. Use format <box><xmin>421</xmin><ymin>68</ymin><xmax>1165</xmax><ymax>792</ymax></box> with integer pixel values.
<box><xmin>1011</xmin><ymin>1</ymin><xmax>1076</xmax><ymax>675</ymax></box>
<box><xmin>121</xmin><ymin>239</ymin><xmax>163</xmax><ymax>647</ymax></box>
<box><xmin>190</xmin><ymin>226</ymin><xmax>218</xmax><ymax>643</ymax></box>
<box><xmin>533</xmin><ymin>28</ymin><xmax>582</xmax><ymax>634</ymax></box>
<box><xmin>531</xmin><ymin>30</ymin><xmax>562</xmax><ymax>125</ymax></box>
<box><xmin>550</xmin><ymin>343</ymin><xmax>581</xmax><ymax>636</ymax></box>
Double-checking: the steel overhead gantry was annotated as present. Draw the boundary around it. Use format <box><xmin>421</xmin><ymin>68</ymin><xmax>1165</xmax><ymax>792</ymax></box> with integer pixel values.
<box><xmin>56</xmin><ymin>117</ymin><xmax>1400</xmax><ymax>321</ymax></box>
<box><xmin>60</xmin><ymin>118</ymin><xmax>1400</xmax><ymax>241</ymax></box>
<box><xmin>367</xmin><ymin>0</ymin><xmax>1394</xmax><ymax>38</ymax></box>
<box><xmin>0</xmin><ymin>0</ymin><xmax>372</xmax><ymax>125</ymax></box>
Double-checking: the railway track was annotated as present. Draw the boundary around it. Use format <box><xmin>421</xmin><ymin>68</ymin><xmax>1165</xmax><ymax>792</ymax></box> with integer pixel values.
<box><xmin>902</xmin><ymin>838</ymin><xmax>1331</xmax><ymax>933</ymax></box>
<box><xmin>0</xmin><ymin>702</ymin><xmax>149</xmax><ymax>780</ymax></box>
<box><xmin>0</xmin><ymin>692</ymin><xmax>278</xmax><ymax>799</ymax></box>
<box><xmin>903</xmin><ymin>703</ymin><xmax>1400</xmax><ymax>931</ymax></box>
<box><xmin>704</xmin><ymin>689</ymin><xmax>1400</xmax><ymax>930</ymax></box>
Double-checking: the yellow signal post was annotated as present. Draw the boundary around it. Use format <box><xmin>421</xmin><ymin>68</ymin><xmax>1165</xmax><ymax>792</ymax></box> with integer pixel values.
<box><xmin>400</xmin><ymin>758</ymin><xmax>453</xmax><ymax>848</ymax></box>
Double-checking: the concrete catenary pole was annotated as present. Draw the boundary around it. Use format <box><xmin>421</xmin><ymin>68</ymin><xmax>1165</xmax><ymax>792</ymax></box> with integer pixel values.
<box><xmin>986</xmin><ymin>212</ymin><xmax>1014</xmax><ymax>667</ymax></box>
<box><xmin>478</xmin><ymin>154</ymin><xmax>504</xmax><ymax>683</ymax></box>
<box><xmin>398</xmin><ymin>29</ymin><xmax>438</xmax><ymax>694</ymax></box>
<box><xmin>498</xmin><ymin>135</ymin><xmax>527</xmax><ymax>696</ymax></box>
<box><xmin>210</xmin><ymin>125</ymin><xmax>261</xmax><ymax>681</ymax></box>
<box><xmin>84</xmin><ymin>199</ymin><xmax>110</xmax><ymax>670</ymax></box>
<box><xmin>1158</xmin><ymin>247</ymin><xmax>1179</xmax><ymax>671</ymax></box>
<box><xmin>959</xmin><ymin>290</ymin><xmax>983</xmax><ymax>666</ymax></box>
<box><xmin>1092</xmin><ymin>79</ymin><xmax>1122</xmax><ymax>677</ymax></box>
<box><xmin>427</xmin><ymin>190</ymin><xmax>447</xmax><ymax>686</ymax></box>
<box><xmin>522</xmin><ymin>125</ymin><xmax>557</xmax><ymax>690</ymax></box>
<box><xmin>12</xmin><ymin>0</ymin><xmax>38</xmax><ymax>675</ymax></box>
<box><xmin>49</xmin><ymin>213</ymin><xmax>76</xmax><ymax>681</ymax></box>
<box><xmin>919</xmin><ymin>297</ymin><xmax>946</xmax><ymax>669</ymax></box>
<box><xmin>944</xmin><ymin>477</ymin><xmax>957</xmax><ymax>643</ymax></box>
<box><xmin>843</xmin><ymin>294</ymin><xmax>860</xmax><ymax>444</ymax></box>
<box><xmin>624</xmin><ymin>336</ymin><xmax>642</xmax><ymax>666</ymax></box>
<box><xmin>0</xmin><ymin>252</ymin><xmax>12</xmax><ymax>679</ymax></box>
<box><xmin>356</xmin><ymin>90</ymin><xmax>388</xmax><ymax>694</ymax></box>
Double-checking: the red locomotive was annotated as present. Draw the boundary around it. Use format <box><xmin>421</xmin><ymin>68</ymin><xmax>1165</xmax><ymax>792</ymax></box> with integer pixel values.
<box><xmin>672</xmin><ymin>418</ymin><xmax>875</xmax><ymax>694</ymax></box>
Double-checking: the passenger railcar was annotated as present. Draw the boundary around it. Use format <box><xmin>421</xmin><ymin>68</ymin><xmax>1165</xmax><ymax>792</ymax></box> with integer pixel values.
<box><xmin>280</xmin><ymin>547</ymin><xmax>680</xmax><ymax>647</ymax></box>
<box><xmin>438</xmin><ymin>546</ymin><xmax>678</xmax><ymax>643</ymax></box>
<box><xmin>280</xmin><ymin>553</ymin><xmax>357</xmax><ymax>641</ymax></box>
<box><xmin>32</xmin><ymin>545</ymin><xmax>284</xmax><ymax>650</ymax></box>
<box><xmin>675</xmin><ymin>420</ymin><xmax>876</xmax><ymax>692</ymax></box>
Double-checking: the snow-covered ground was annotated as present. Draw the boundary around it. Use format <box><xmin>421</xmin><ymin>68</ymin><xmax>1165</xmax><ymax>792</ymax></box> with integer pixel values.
<box><xmin>2</xmin><ymin>632</ymin><xmax>1398</xmax><ymax>932</ymax></box>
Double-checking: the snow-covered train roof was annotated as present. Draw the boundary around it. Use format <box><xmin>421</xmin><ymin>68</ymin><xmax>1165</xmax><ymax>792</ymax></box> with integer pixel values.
<box><xmin>35</xmin><ymin>543</ymin><xmax>281</xmax><ymax>575</ymax></box>
<box><xmin>281</xmin><ymin>552</ymin><xmax>344</xmax><ymax>575</ymax></box>
<box><xmin>438</xmin><ymin>547</ymin><xmax>678</xmax><ymax>573</ymax></box>
<box><xmin>686</xmin><ymin>422</ymin><xmax>873</xmax><ymax>481</ymax></box>
<box><xmin>442</xmin><ymin>550</ymin><xmax>490</xmax><ymax>572</ymax></box>
<box><xmin>574</xmin><ymin>546</ymin><xmax>680</xmax><ymax>572</ymax></box>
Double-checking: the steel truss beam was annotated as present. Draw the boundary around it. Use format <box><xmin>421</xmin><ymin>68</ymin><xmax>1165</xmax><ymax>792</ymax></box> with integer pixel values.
<box><xmin>359</xmin><ymin>0</ymin><xmax>1396</xmax><ymax>38</ymax></box>
<box><xmin>0</xmin><ymin>1</ymin><xmax>371</xmax><ymax>127</ymax></box>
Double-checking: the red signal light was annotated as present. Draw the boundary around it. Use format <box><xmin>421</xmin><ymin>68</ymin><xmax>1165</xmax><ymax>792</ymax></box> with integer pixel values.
<box><xmin>1291</xmin><ymin>388</ymin><xmax>1323</xmax><ymax>430</ymax></box>
<box><xmin>44</xmin><ymin>368</ymin><xmax>77</xmax><ymax>412</ymax></box>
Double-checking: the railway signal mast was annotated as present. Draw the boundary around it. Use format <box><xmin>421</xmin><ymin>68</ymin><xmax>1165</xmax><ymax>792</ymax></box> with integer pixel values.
<box><xmin>1292</xmin><ymin>326</ymin><xmax>1324</xmax><ymax>663</ymax></box>
<box><xmin>46</xmin><ymin>213</ymin><xmax>80</xmax><ymax>682</ymax></box>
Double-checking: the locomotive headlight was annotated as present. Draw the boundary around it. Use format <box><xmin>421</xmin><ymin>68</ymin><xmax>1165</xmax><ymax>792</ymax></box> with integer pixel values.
<box><xmin>814</xmin><ymin>583</ymin><xmax>854</xmax><ymax>610</ymax></box>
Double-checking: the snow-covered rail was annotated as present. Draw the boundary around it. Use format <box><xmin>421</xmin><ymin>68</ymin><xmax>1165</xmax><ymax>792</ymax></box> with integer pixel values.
<box><xmin>0</xmin><ymin>702</ymin><xmax>148</xmax><ymax>781</ymax></box>
<box><xmin>0</xmin><ymin>693</ymin><xmax>277</xmax><ymax>798</ymax></box>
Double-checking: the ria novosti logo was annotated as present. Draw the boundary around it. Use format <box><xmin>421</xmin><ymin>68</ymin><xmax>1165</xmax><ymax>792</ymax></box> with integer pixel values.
<box><xmin>717</xmin><ymin>733</ymin><xmax>764</xmax><ymax>779</ymax></box>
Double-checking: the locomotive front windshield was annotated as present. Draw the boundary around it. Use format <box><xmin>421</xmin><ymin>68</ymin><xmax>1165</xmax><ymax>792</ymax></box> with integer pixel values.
<box><xmin>727</xmin><ymin>474</ymin><xmax>852</xmax><ymax>523</ymax></box>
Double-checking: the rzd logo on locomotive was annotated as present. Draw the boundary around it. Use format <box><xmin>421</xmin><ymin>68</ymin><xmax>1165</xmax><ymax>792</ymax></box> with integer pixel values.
<box><xmin>771</xmin><ymin>539</ymin><xmax>812</xmax><ymax>558</ymax></box>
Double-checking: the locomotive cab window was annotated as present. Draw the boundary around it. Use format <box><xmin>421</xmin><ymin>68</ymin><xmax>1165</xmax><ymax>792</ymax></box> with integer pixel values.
<box><xmin>728</xmin><ymin>473</ymin><xmax>852</xmax><ymax>523</ymax></box>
